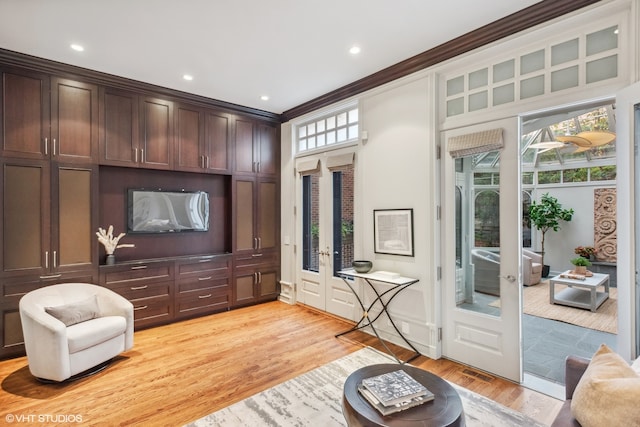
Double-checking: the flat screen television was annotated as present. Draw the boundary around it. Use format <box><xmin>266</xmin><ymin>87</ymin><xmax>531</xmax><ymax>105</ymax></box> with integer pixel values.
<box><xmin>127</xmin><ymin>189</ymin><xmax>210</xmax><ymax>233</ymax></box>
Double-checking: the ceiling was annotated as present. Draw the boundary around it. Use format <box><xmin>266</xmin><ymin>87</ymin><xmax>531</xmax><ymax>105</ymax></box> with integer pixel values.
<box><xmin>0</xmin><ymin>0</ymin><xmax>542</xmax><ymax>115</ymax></box>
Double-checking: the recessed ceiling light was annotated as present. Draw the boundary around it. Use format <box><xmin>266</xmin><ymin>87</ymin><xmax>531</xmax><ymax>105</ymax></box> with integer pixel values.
<box><xmin>70</xmin><ymin>44</ymin><xmax>84</xmax><ymax>52</ymax></box>
<box><xmin>349</xmin><ymin>46</ymin><xmax>361</xmax><ymax>55</ymax></box>
<box><xmin>183</xmin><ymin>74</ymin><xmax>194</xmax><ymax>81</ymax></box>
<box><xmin>260</xmin><ymin>95</ymin><xmax>269</xmax><ymax>101</ymax></box>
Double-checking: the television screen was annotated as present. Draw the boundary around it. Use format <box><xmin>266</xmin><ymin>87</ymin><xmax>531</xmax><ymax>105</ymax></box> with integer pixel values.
<box><xmin>128</xmin><ymin>189</ymin><xmax>209</xmax><ymax>233</ymax></box>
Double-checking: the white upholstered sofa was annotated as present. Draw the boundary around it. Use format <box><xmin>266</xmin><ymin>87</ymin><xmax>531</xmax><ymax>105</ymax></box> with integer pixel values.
<box><xmin>19</xmin><ymin>283</ymin><xmax>134</xmax><ymax>382</ymax></box>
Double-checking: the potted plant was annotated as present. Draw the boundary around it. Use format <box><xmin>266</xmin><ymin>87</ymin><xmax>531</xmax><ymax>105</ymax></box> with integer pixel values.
<box><xmin>574</xmin><ymin>246</ymin><xmax>597</xmax><ymax>260</ymax></box>
<box><xmin>528</xmin><ymin>193</ymin><xmax>574</xmax><ymax>277</ymax></box>
<box><xmin>570</xmin><ymin>256</ymin><xmax>592</xmax><ymax>275</ymax></box>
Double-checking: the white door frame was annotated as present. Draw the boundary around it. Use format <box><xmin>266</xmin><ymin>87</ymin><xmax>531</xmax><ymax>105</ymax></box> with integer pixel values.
<box><xmin>615</xmin><ymin>82</ymin><xmax>640</xmax><ymax>360</ymax></box>
<box><xmin>441</xmin><ymin>117</ymin><xmax>522</xmax><ymax>382</ymax></box>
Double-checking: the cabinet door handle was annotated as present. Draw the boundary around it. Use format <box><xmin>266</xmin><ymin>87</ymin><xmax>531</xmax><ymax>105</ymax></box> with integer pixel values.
<box><xmin>134</xmin><ymin>305</ymin><xmax>148</xmax><ymax>311</ymax></box>
<box><xmin>130</xmin><ymin>285</ymin><xmax>148</xmax><ymax>290</ymax></box>
<box><xmin>206</xmin><ymin>156</ymin><xmax>210</xmax><ymax>169</ymax></box>
<box><xmin>257</xmin><ymin>237</ymin><xmax>261</xmax><ymax>249</ymax></box>
<box><xmin>258</xmin><ymin>272</ymin><xmax>262</xmax><ymax>284</ymax></box>
<box><xmin>44</xmin><ymin>138</ymin><xmax>48</xmax><ymax>155</ymax></box>
<box><xmin>53</xmin><ymin>251</ymin><xmax>57</xmax><ymax>268</ymax></box>
<box><xmin>141</xmin><ymin>148</ymin><xmax>144</xmax><ymax>163</ymax></box>
<box><xmin>254</xmin><ymin>273</ymin><xmax>258</xmax><ymax>284</ymax></box>
<box><xmin>131</xmin><ymin>265</ymin><xmax>147</xmax><ymax>270</ymax></box>
<box><xmin>134</xmin><ymin>148</ymin><xmax>138</xmax><ymax>162</ymax></box>
<box><xmin>257</xmin><ymin>161</ymin><xmax>261</xmax><ymax>173</ymax></box>
<box><xmin>45</xmin><ymin>251</ymin><xmax>49</xmax><ymax>269</ymax></box>
<box><xmin>198</xmin><ymin>276</ymin><xmax>212</xmax><ymax>281</ymax></box>
<box><xmin>198</xmin><ymin>294</ymin><xmax>212</xmax><ymax>299</ymax></box>
<box><xmin>53</xmin><ymin>138</ymin><xmax>57</xmax><ymax>156</ymax></box>
<box><xmin>40</xmin><ymin>273</ymin><xmax>62</xmax><ymax>280</ymax></box>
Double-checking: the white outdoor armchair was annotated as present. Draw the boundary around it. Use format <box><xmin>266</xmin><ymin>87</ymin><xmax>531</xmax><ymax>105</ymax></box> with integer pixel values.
<box><xmin>19</xmin><ymin>283</ymin><xmax>133</xmax><ymax>382</ymax></box>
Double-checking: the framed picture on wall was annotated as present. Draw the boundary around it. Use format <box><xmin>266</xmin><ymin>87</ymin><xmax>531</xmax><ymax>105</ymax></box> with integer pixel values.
<box><xmin>373</xmin><ymin>209</ymin><xmax>414</xmax><ymax>257</ymax></box>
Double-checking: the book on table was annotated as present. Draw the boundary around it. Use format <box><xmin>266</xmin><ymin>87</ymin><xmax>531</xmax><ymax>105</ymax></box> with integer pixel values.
<box><xmin>358</xmin><ymin>384</ymin><xmax>434</xmax><ymax>416</ymax></box>
<box><xmin>359</xmin><ymin>369</ymin><xmax>434</xmax><ymax>415</ymax></box>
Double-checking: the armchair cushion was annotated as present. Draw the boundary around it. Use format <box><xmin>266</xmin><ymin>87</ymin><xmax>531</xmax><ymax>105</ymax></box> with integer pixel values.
<box><xmin>67</xmin><ymin>316</ymin><xmax>127</xmax><ymax>353</ymax></box>
<box><xmin>45</xmin><ymin>295</ymin><xmax>100</xmax><ymax>326</ymax></box>
<box><xmin>571</xmin><ymin>344</ymin><xmax>640</xmax><ymax>427</ymax></box>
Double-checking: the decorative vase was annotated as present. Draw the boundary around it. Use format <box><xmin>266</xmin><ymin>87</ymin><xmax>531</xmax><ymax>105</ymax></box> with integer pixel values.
<box><xmin>574</xmin><ymin>265</ymin><xmax>587</xmax><ymax>275</ymax></box>
<box><xmin>106</xmin><ymin>254</ymin><xmax>116</xmax><ymax>265</ymax></box>
<box><xmin>352</xmin><ymin>260</ymin><xmax>372</xmax><ymax>273</ymax></box>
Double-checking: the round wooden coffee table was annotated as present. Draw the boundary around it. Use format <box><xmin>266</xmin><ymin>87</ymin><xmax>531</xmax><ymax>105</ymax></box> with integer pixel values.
<box><xmin>342</xmin><ymin>363</ymin><xmax>465</xmax><ymax>427</ymax></box>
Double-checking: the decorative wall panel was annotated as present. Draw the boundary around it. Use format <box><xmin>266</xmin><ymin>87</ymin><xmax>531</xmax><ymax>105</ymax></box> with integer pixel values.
<box><xmin>594</xmin><ymin>188</ymin><xmax>616</xmax><ymax>262</ymax></box>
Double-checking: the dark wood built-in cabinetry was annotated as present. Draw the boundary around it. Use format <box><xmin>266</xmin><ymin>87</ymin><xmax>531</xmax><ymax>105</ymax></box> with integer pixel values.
<box><xmin>0</xmin><ymin>50</ymin><xmax>280</xmax><ymax>359</ymax></box>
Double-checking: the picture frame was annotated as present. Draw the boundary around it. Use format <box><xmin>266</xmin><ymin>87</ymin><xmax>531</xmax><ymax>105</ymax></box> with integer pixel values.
<box><xmin>373</xmin><ymin>209</ymin><xmax>414</xmax><ymax>257</ymax></box>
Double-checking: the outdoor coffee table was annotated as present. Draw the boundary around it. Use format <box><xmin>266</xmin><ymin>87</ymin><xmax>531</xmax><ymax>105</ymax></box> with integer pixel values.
<box><xmin>549</xmin><ymin>271</ymin><xmax>610</xmax><ymax>312</ymax></box>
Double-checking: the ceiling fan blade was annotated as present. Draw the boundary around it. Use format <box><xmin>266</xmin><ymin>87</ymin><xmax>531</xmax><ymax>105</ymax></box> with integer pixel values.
<box><xmin>576</xmin><ymin>130</ymin><xmax>616</xmax><ymax>146</ymax></box>
<box><xmin>556</xmin><ymin>135</ymin><xmax>592</xmax><ymax>147</ymax></box>
<box><xmin>529</xmin><ymin>141</ymin><xmax>565</xmax><ymax>150</ymax></box>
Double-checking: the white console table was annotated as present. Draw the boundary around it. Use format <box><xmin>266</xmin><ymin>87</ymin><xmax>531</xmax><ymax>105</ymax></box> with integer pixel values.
<box><xmin>336</xmin><ymin>269</ymin><xmax>421</xmax><ymax>363</ymax></box>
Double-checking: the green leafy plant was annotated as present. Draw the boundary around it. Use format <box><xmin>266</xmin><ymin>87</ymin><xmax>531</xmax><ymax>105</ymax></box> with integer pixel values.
<box><xmin>528</xmin><ymin>193</ymin><xmax>574</xmax><ymax>267</ymax></box>
<box><xmin>570</xmin><ymin>256</ymin><xmax>592</xmax><ymax>267</ymax></box>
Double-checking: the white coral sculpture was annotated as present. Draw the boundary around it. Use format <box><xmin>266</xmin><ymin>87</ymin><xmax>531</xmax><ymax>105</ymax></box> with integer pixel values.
<box><xmin>96</xmin><ymin>225</ymin><xmax>135</xmax><ymax>255</ymax></box>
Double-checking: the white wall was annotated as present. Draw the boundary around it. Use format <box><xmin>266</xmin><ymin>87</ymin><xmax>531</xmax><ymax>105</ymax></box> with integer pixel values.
<box><xmin>531</xmin><ymin>184</ymin><xmax>614</xmax><ymax>274</ymax></box>
<box><xmin>358</xmin><ymin>75</ymin><xmax>439</xmax><ymax>356</ymax></box>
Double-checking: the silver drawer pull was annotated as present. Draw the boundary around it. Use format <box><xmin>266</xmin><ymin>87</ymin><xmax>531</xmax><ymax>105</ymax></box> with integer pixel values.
<box><xmin>39</xmin><ymin>274</ymin><xmax>62</xmax><ymax>280</ymax></box>
<box><xmin>251</xmin><ymin>253</ymin><xmax>263</xmax><ymax>258</ymax></box>
<box><xmin>134</xmin><ymin>305</ymin><xmax>148</xmax><ymax>311</ymax></box>
<box><xmin>198</xmin><ymin>294</ymin><xmax>212</xmax><ymax>299</ymax></box>
<box><xmin>198</xmin><ymin>276</ymin><xmax>212</xmax><ymax>281</ymax></box>
<box><xmin>130</xmin><ymin>285</ymin><xmax>148</xmax><ymax>290</ymax></box>
<box><xmin>131</xmin><ymin>265</ymin><xmax>148</xmax><ymax>270</ymax></box>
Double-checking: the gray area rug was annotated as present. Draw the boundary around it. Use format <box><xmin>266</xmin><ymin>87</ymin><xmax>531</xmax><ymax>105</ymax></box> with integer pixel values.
<box><xmin>185</xmin><ymin>347</ymin><xmax>546</xmax><ymax>427</ymax></box>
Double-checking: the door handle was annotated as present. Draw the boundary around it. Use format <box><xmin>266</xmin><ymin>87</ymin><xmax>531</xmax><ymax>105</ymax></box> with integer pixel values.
<box><xmin>501</xmin><ymin>274</ymin><xmax>517</xmax><ymax>283</ymax></box>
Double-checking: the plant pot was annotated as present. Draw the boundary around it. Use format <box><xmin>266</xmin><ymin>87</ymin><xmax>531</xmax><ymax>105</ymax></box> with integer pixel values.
<box><xmin>106</xmin><ymin>254</ymin><xmax>116</xmax><ymax>265</ymax></box>
<box><xmin>574</xmin><ymin>265</ymin><xmax>587</xmax><ymax>275</ymax></box>
<box><xmin>542</xmin><ymin>265</ymin><xmax>550</xmax><ymax>278</ymax></box>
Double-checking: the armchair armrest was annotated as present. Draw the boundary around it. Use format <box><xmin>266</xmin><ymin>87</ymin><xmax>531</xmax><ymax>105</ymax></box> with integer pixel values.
<box><xmin>565</xmin><ymin>355</ymin><xmax>590</xmax><ymax>399</ymax></box>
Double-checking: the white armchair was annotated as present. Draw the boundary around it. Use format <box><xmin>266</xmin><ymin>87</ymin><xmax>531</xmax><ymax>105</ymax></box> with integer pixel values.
<box><xmin>522</xmin><ymin>249</ymin><xmax>543</xmax><ymax>286</ymax></box>
<box><xmin>19</xmin><ymin>283</ymin><xmax>134</xmax><ymax>382</ymax></box>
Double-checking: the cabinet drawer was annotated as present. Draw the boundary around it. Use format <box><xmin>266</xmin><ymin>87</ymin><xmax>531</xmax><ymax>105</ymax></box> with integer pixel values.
<box><xmin>177</xmin><ymin>276</ymin><xmax>229</xmax><ymax>293</ymax></box>
<box><xmin>105</xmin><ymin>280</ymin><xmax>171</xmax><ymax>301</ymax></box>
<box><xmin>177</xmin><ymin>256</ymin><xmax>231</xmax><ymax>279</ymax></box>
<box><xmin>1</xmin><ymin>271</ymin><xmax>97</xmax><ymax>305</ymax></box>
<box><xmin>132</xmin><ymin>295</ymin><xmax>171</xmax><ymax>328</ymax></box>
<box><xmin>176</xmin><ymin>286</ymin><xmax>229</xmax><ymax>318</ymax></box>
<box><xmin>101</xmin><ymin>262</ymin><xmax>174</xmax><ymax>286</ymax></box>
<box><xmin>234</xmin><ymin>251</ymin><xmax>278</xmax><ymax>268</ymax></box>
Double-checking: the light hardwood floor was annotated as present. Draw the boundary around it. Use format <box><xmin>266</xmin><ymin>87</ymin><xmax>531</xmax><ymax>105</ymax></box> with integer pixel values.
<box><xmin>0</xmin><ymin>301</ymin><xmax>561</xmax><ymax>426</ymax></box>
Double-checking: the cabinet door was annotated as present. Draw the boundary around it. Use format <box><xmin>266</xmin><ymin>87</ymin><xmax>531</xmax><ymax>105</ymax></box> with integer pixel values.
<box><xmin>234</xmin><ymin>178</ymin><xmax>255</xmax><ymax>253</ymax></box>
<box><xmin>1</xmin><ymin>159</ymin><xmax>50</xmax><ymax>276</ymax></box>
<box><xmin>258</xmin><ymin>267</ymin><xmax>279</xmax><ymax>300</ymax></box>
<box><xmin>257</xmin><ymin>179</ymin><xmax>278</xmax><ymax>251</ymax></box>
<box><xmin>204</xmin><ymin>110</ymin><xmax>231</xmax><ymax>173</ymax></box>
<box><xmin>233</xmin><ymin>268</ymin><xmax>257</xmax><ymax>306</ymax></box>
<box><xmin>175</xmin><ymin>104</ymin><xmax>203</xmax><ymax>172</ymax></box>
<box><xmin>53</xmin><ymin>164</ymin><xmax>97</xmax><ymax>272</ymax></box>
<box><xmin>51</xmin><ymin>78</ymin><xmax>98</xmax><ymax>163</ymax></box>
<box><xmin>0</xmin><ymin>68</ymin><xmax>49</xmax><ymax>159</ymax></box>
<box><xmin>100</xmin><ymin>87</ymin><xmax>139</xmax><ymax>166</ymax></box>
<box><xmin>235</xmin><ymin>119</ymin><xmax>255</xmax><ymax>174</ymax></box>
<box><xmin>257</xmin><ymin>123</ymin><xmax>278</xmax><ymax>176</ymax></box>
<box><xmin>140</xmin><ymin>96</ymin><xmax>173</xmax><ymax>169</ymax></box>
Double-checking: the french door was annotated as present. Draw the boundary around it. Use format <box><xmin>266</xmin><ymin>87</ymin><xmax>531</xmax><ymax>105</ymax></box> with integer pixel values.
<box><xmin>441</xmin><ymin>118</ymin><xmax>522</xmax><ymax>382</ymax></box>
<box><xmin>296</xmin><ymin>149</ymin><xmax>357</xmax><ymax>320</ymax></box>
<box><xmin>616</xmin><ymin>82</ymin><xmax>640</xmax><ymax>358</ymax></box>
